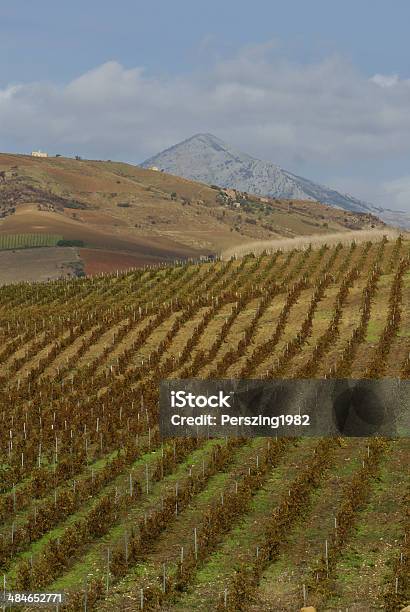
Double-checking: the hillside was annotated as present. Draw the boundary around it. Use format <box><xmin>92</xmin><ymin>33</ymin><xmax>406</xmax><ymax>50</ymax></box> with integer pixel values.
<box><xmin>142</xmin><ymin>133</ymin><xmax>406</xmax><ymax>225</ymax></box>
<box><xmin>0</xmin><ymin>152</ymin><xmax>387</xmax><ymax>280</ymax></box>
<box><xmin>0</xmin><ymin>235</ymin><xmax>408</xmax><ymax>610</ymax></box>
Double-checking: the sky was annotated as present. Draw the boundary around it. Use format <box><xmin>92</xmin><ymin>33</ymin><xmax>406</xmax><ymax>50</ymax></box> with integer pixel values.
<box><xmin>1</xmin><ymin>0</ymin><xmax>410</xmax><ymax>211</ymax></box>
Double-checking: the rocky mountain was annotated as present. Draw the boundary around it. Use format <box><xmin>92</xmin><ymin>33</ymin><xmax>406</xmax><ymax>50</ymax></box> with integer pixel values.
<box><xmin>142</xmin><ymin>133</ymin><xmax>387</xmax><ymax>218</ymax></box>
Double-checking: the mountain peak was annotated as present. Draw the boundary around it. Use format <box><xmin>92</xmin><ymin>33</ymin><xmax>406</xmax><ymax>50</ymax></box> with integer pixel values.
<box><xmin>149</xmin><ymin>133</ymin><xmax>237</xmax><ymax>157</ymax></box>
<box><xmin>142</xmin><ymin>134</ymin><xmax>380</xmax><ymax>216</ymax></box>
<box><xmin>189</xmin><ymin>132</ymin><xmax>222</xmax><ymax>141</ymax></box>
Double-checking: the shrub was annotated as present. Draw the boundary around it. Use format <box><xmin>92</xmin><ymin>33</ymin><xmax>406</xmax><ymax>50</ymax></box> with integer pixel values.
<box><xmin>57</xmin><ymin>239</ymin><xmax>85</xmax><ymax>247</ymax></box>
<box><xmin>63</xmin><ymin>201</ymin><xmax>87</xmax><ymax>210</ymax></box>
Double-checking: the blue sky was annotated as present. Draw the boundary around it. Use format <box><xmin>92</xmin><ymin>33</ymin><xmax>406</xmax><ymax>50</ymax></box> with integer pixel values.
<box><xmin>1</xmin><ymin>1</ymin><xmax>410</xmax><ymax>211</ymax></box>
<box><xmin>2</xmin><ymin>1</ymin><xmax>409</xmax><ymax>83</ymax></box>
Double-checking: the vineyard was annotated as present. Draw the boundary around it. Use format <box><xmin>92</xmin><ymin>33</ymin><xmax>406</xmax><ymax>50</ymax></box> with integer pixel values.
<box><xmin>0</xmin><ymin>235</ymin><xmax>409</xmax><ymax>611</ymax></box>
<box><xmin>0</xmin><ymin>234</ymin><xmax>63</xmax><ymax>251</ymax></box>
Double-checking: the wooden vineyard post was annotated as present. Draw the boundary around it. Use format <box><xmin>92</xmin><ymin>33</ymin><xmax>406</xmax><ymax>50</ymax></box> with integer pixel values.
<box><xmin>106</xmin><ymin>547</ymin><xmax>110</xmax><ymax>595</ymax></box>
<box><xmin>124</xmin><ymin>532</ymin><xmax>129</xmax><ymax>565</ymax></box>
<box><xmin>83</xmin><ymin>576</ymin><xmax>88</xmax><ymax>612</ymax></box>
<box><xmin>3</xmin><ymin>574</ymin><xmax>6</xmax><ymax>612</ymax></box>
<box><xmin>162</xmin><ymin>562</ymin><xmax>166</xmax><ymax>593</ymax></box>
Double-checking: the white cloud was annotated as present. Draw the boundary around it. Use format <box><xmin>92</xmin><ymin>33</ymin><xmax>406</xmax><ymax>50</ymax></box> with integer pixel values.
<box><xmin>382</xmin><ymin>176</ymin><xmax>410</xmax><ymax>210</ymax></box>
<box><xmin>370</xmin><ymin>73</ymin><xmax>400</xmax><ymax>88</ymax></box>
<box><xmin>1</xmin><ymin>49</ymin><xmax>410</xmax><ymax>210</ymax></box>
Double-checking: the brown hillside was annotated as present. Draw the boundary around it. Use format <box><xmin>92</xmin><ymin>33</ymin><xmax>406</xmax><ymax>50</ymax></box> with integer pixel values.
<box><xmin>0</xmin><ymin>153</ymin><xmax>386</xmax><ymax>276</ymax></box>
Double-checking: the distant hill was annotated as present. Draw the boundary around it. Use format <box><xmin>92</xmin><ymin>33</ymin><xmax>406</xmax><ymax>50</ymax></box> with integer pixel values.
<box><xmin>142</xmin><ymin>133</ymin><xmax>409</xmax><ymax>227</ymax></box>
<box><xmin>0</xmin><ymin>151</ymin><xmax>388</xmax><ymax>281</ymax></box>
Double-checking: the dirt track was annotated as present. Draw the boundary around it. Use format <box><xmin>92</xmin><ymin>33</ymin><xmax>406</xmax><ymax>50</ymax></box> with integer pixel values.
<box><xmin>221</xmin><ymin>228</ymin><xmax>405</xmax><ymax>259</ymax></box>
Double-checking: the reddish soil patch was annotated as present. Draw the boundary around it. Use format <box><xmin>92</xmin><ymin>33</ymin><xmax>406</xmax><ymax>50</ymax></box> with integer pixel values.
<box><xmin>80</xmin><ymin>248</ymin><xmax>165</xmax><ymax>275</ymax></box>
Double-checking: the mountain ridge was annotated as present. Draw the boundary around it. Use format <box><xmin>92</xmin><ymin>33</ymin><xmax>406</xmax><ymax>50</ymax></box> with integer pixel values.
<box><xmin>142</xmin><ymin>133</ymin><xmax>391</xmax><ymax>220</ymax></box>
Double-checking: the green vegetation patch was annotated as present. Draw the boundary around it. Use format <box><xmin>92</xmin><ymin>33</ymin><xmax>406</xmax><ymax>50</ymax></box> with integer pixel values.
<box><xmin>56</xmin><ymin>239</ymin><xmax>85</xmax><ymax>247</ymax></box>
<box><xmin>0</xmin><ymin>233</ymin><xmax>63</xmax><ymax>250</ymax></box>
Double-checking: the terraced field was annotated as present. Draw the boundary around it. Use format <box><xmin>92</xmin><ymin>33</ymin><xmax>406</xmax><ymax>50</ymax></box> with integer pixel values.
<box><xmin>0</xmin><ymin>235</ymin><xmax>409</xmax><ymax>611</ymax></box>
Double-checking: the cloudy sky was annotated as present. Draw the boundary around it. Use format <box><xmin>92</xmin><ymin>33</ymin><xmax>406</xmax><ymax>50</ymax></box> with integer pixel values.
<box><xmin>1</xmin><ymin>0</ymin><xmax>410</xmax><ymax>211</ymax></box>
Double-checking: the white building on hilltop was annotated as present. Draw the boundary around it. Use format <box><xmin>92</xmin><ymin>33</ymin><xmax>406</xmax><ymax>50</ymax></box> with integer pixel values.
<box><xmin>31</xmin><ymin>150</ymin><xmax>48</xmax><ymax>158</ymax></box>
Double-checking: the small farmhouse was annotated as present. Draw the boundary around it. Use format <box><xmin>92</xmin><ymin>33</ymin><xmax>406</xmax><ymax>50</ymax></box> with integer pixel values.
<box><xmin>31</xmin><ymin>150</ymin><xmax>48</xmax><ymax>158</ymax></box>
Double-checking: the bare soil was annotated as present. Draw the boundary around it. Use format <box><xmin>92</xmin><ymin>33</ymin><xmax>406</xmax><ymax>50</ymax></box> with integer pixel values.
<box><xmin>0</xmin><ymin>246</ymin><xmax>82</xmax><ymax>284</ymax></box>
